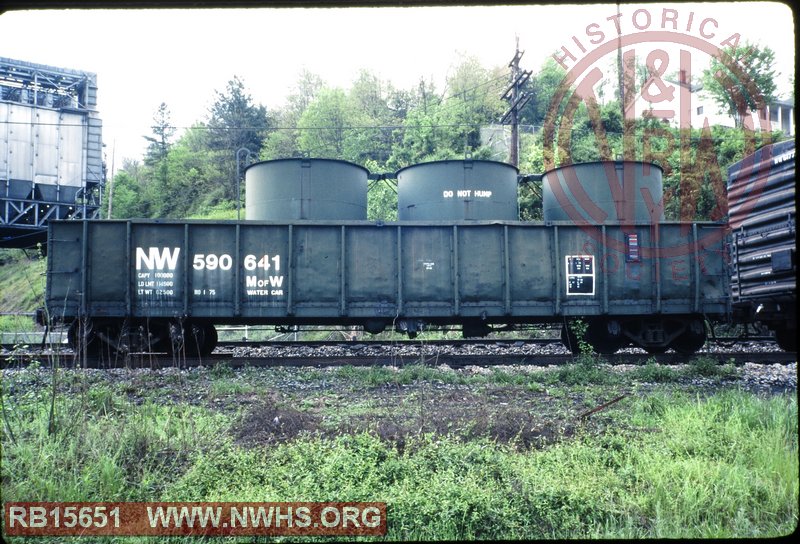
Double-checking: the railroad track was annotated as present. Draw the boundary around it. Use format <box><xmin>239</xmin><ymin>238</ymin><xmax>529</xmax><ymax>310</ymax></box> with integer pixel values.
<box><xmin>1</xmin><ymin>335</ymin><xmax>781</xmax><ymax>353</ymax></box>
<box><xmin>2</xmin><ymin>344</ymin><xmax>795</xmax><ymax>370</ymax></box>
<box><xmin>213</xmin><ymin>336</ymin><xmax>780</xmax><ymax>349</ymax></box>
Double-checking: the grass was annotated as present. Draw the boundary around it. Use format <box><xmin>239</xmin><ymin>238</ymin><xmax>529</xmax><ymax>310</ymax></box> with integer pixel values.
<box><xmin>2</xmin><ymin>361</ymin><xmax>797</xmax><ymax>542</ymax></box>
<box><xmin>0</xmin><ymin>249</ymin><xmax>46</xmax><ymax>316</ymax></box>
<box><xmin>1</xmin><ymin>387</ymin><xmax>229</xmax><ymax>503</ymax></box>
<box><xmin>0</xmin><ymin>315</ymin><xmax>36</xmax><ymax>334</ymax></box>
<box><xmin>332</xmin><ymin>363</ymin><xmax>468</xmax><ymax>387</ymax></box>
<box><xmin>326</xmin><ymin>354</ymin><xmax>737</xmax><ymax>390</ymax></box>
<box><xmin>152</xmin><ymin>391</ymin><xmax>800</xmax><ymax>539</ymax></box>
<box><xmin>0</xmin><ymin>250</ymin><xmax>47</xmax><ymax>344</ymax></box>
<box><xmin>185</xmin><ymin>202</ymin><xmax>238</xmax><ymax>220</ymax></box>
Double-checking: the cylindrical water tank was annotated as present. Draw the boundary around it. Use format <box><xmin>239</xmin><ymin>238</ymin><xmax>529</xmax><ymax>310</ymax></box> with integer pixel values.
<box><xmin>396</xmin><ymin>160</ymin><xmax>519</xmax><ymax>221</ymax></box>
<box><xmin>542</xmin><ymin>161</ymin><xmax>664</xmax><ymax>223</ymax></box>
<box><xmin>245</xmin><ymin>158</ymin><xmax>368</xmax><ymax>220</ymax></box>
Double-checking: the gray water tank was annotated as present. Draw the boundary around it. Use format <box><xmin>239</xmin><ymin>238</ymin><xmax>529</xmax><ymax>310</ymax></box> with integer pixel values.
<box><xmin>245</xmin><ymin>158</ymin><xmax>368</xmax><ymax>220</ymax></box>
<box><xmin>542</xmin><ymin>161</ymin><xmax>664</xmax><ymax>223</ymax></box>
<box><xmin>396</xmin><ymin>160</ymin><xmax>519</xmax><ymax>221</ymax></box>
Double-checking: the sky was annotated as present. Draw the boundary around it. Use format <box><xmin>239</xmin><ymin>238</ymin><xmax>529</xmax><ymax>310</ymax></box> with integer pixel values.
<box><xmin>0</xmin><ymin>3</ymin><xmax>795</xmax><ymax>168</ymax></box>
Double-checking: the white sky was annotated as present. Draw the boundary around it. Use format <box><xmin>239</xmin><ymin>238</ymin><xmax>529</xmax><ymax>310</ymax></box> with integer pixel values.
<box><xmin>0</xmin><ymin>3</ymin><xmax>795</xmax><ymax>165</ymax></box>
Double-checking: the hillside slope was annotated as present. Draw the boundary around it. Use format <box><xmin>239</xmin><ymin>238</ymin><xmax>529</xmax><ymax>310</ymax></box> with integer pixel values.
<box><xmin>0</xmin><ymin>249</ymin><xmax>47</xmax><ymax>323</ymax></box>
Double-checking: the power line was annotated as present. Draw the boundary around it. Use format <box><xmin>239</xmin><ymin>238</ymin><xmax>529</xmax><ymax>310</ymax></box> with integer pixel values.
<box><xmin>2</xmin><ymin>118</ymin><xmax>767</xmax><ymax>144</ymax></box>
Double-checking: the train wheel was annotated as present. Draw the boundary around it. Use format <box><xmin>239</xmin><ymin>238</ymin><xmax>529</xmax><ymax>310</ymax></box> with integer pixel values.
<box><xmin>586</xmin><ymin>319</ymin><xmax>626</xmax><ymax>355</ymax></box>
<box><xmin>363</xmin><ymin>319</ymin><xmax>387</xmax><ymax>335</ymax></box>
<box><xmin>173</xmin><ymin>322</ymin><xmax>217</xmax><ymax>357</ymax></box>
<box><xmin>184</xmin><ymin>323</ymin><xmax>206</xmax><ymax>357</ymax></box>
<box><xmin>671</xmin><ymin>318</ymin><xmax>707</xmax><ymax>355</ymax></box>
<box><xmin>462</xmin><ymin>321</ymin><xmax>491</xmax><ymax>338</ymax></box>
<box><xmin>200</xmin><ymin>324</ymin><xmax>218</xmax><ymax>356</ymax></box>
<box><xmin>139</xmin><ymin>320</ymin><xmax>172</xmax><ymax>353</ymax></box>
<box><xmin>774</xmin><ymin>328</ymin><xmax>797</xmax><ymax>352</ymax></box>
<box><xmin>68</xmin><ymin>319</ymin><xmax>124</xmax><ymax>364</ymax></box>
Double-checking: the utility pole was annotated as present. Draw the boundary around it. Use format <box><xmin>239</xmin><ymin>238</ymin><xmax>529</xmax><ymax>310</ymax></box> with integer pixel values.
<box><xmin>616</xmin><ymin>3</ymin><xmax>625</xmax><ymax>139</ymax></box>
<box><xmin>500</xmin><ymin>37</ymin><xmax>532</xmax><ymax>167</ymax></box>
<box><xmin>106</xmin><ymin>140</ymin><xmax>115</xmax><ymax>219</ymax></box>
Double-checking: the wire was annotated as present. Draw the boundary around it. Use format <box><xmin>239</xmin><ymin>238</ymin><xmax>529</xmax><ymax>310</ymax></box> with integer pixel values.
<box><xmin>2</xmin><ymin>118</ymin><xmax>770</xmax><ymax>146</ymax></box>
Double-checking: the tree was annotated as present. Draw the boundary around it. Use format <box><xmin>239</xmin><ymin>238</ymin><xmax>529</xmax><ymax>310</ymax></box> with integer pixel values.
<box><xmin>389</xmin><ymin>58</ymin><xmax>505</xmax><ymax>168</ymax></box>
<box><xmin>140</xmin><ymin>103</ymin><xmax>175</xmax><ymax>212</ymax></box>
<box><xmin>283</xmin><ymin>73</ymin><xmax>402</xmax><ymax>166</ymax></box>
<box><xmin>442</xmin><ymin>55</ymin><xmax>506</xmax><ymax>154</ymax></box>
<box><xmin>386</xmin><ymin>78</ymin><xmax>438</xmax><ymax>168</ymax></box>
<box><xmin>296</xmin><ymin>88</ymin><xmax>358</xmax><ymax>159</ymax></box>
<box><xmin>107</xmin><ymin>170</ymin><xmax>149</xmax><ymax>219</ymax></box>
<box><xmin>347</xmin><ymin>70</ymin><xmax>403</xmax><ymax>166</ymax></box>
<box><xmin>143</xmin><ymin>102</ymin><xmax>175</xmax><ymax>167</ymax></box>
<box><xmin>702</xmin><ymin>42</ymin><xmax>778</xmax><ymax>128</ymax></box>
<box><xmin>206</xmin><ymin>76</ymin><xmax>269</xmax><ymax>201</ymax></box>
<box><xmin>286</xmin><ymin>69</ymin><xmax>324</xmax><ymax>117</ymax></box>
<box><xmin>160</xmin><ymin>125</ymin><xmax>221</xmax><ymax>217</ymax></box>
<box><xmin>261</xmin><ymin>70</ymin><xmax>324</xmax><ymax>160</ymax></box>
<box><xmin>519</xmin><ymin>57</ymin><xmax>567</xmax><ymax>127</ymax></box>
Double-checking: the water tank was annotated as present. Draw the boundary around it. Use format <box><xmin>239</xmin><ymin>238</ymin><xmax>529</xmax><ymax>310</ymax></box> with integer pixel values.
<box><xmin>396</xmin><ymin>160</ymin><xmax>519</xmax><ymax>221</ymax></box>
<box><xmin>245</xmin><ymin>158</ymin><xmax>368</xmax><ymax>220</ymax></box>
<box><xmin>542</xmin><ymin>161</ymin><xmax>664</xmax><ymax>224</ymax></box>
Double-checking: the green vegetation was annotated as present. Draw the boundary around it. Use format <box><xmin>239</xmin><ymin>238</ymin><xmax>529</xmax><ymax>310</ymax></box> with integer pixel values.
<box><xmin>0</xmin><ymin>249</ymin><xmax>46</xmax><ymax>335</ymax></box>
<box><xmin>0</xmin><ymin>314</ymin><xmax>33</xmax><ymax>333</ymax></box>
<box><xmin>2</xmin><ymin>391</ymin><xmax>227</xmax><ymax>502</ymax></box>
<box><xmin>702</xmin><ymin>42</ymin><xmax>778</xmax><ymax>128</ymax></box>
<box><xmin>171</xmin><ymin>391</ymin><xmax>797</xmax><ymax>539</ymax></box>
<box><xmin>0</xmin><ymin>249</ymin><xmax>46</xmax><ymax>315</ymax></box>
<box><xmin>2</xmin><ymin>362</ymin><xmax>796</xmax><ymax>541</ymax></box>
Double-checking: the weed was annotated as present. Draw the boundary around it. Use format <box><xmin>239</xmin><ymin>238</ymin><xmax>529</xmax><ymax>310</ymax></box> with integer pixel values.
<box><xmin>1</xmin><ymin>366</ymin><xmax>796</xmax><ymax>541</ymax></box>
<box><xmin>686</xmin><ymin>356</ymin><xmax>740</xmax><ymax>379</ymax></box>
<box><xmin>1</xmin><ymin>388</ymin><xmax>229</xmax><ymax>504</ymax></box>
<box><xmin>630</xmin><ymin>359</ymin><xmax>681</xmax><ymax>383</ymax></box>
<box><xmin>333</xmin><ymin>364</ymin><xmax>467</xmax><ymax>388</ymax></box>
<box><xmin>555</xmin><ymin>359</ymin><xmax>618</xmax><ymax>386</ymax></box>
<box><xmin>234</xmin><ymin>397</ymin><xmax>320</xmax><ymax>446</ymax></box>
<box><xmin>166</xmin><ymin>390</ymin><xmax>797</xmax><ymax>540</ymax></box>
<box><xmin>208</xmin><ymin>380</ymin><xmax>256</xmax><ymax>397</ymax></box>
<box><xmin>209</xmin><ymin>361</ymin><xmax>234</xmax><ymax>380</ymax></box>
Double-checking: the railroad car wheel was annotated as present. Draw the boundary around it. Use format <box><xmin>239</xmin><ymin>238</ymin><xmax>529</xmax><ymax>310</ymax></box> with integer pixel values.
<box><xmin>462</xmin><ymin>321</ymin><xmax>492</xmax><ymax>338</ymax></box>
<box><xmin>200</xmin><ymin>324</ymin><xmax>218</xmax><ymax>356</ymax></box>
<box><xmin>171</xmin><ymin>321</ymin><xmax>217</xmax><ymax>357</ymax></box>
<box><xmin>184</xmin><ymin>323</ymin><xmax>206</xmax><ymax>357</ymax></box>
<box><xmin>774</xmin><ymin>328</ymin><xmax>797</xmax><ymax>352</ymax></box>
<box><xmin>586</xmin><ymin>319</ymin><xmax>626</xmax><ymax>355</ymax></box>
<box><xmin>670</xmin><ymin>319</ymin><xmax>707</xmax><ymax>355</ymax></box>
<box><xmin>139</xmin><ymin>321</ymin><xmax>173</xmax><ymax>353</ymax></box>
<box><xmin>68</xmin><ymin>319</ymin><xmax>124</xmax><ymax>362</ymax></box>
